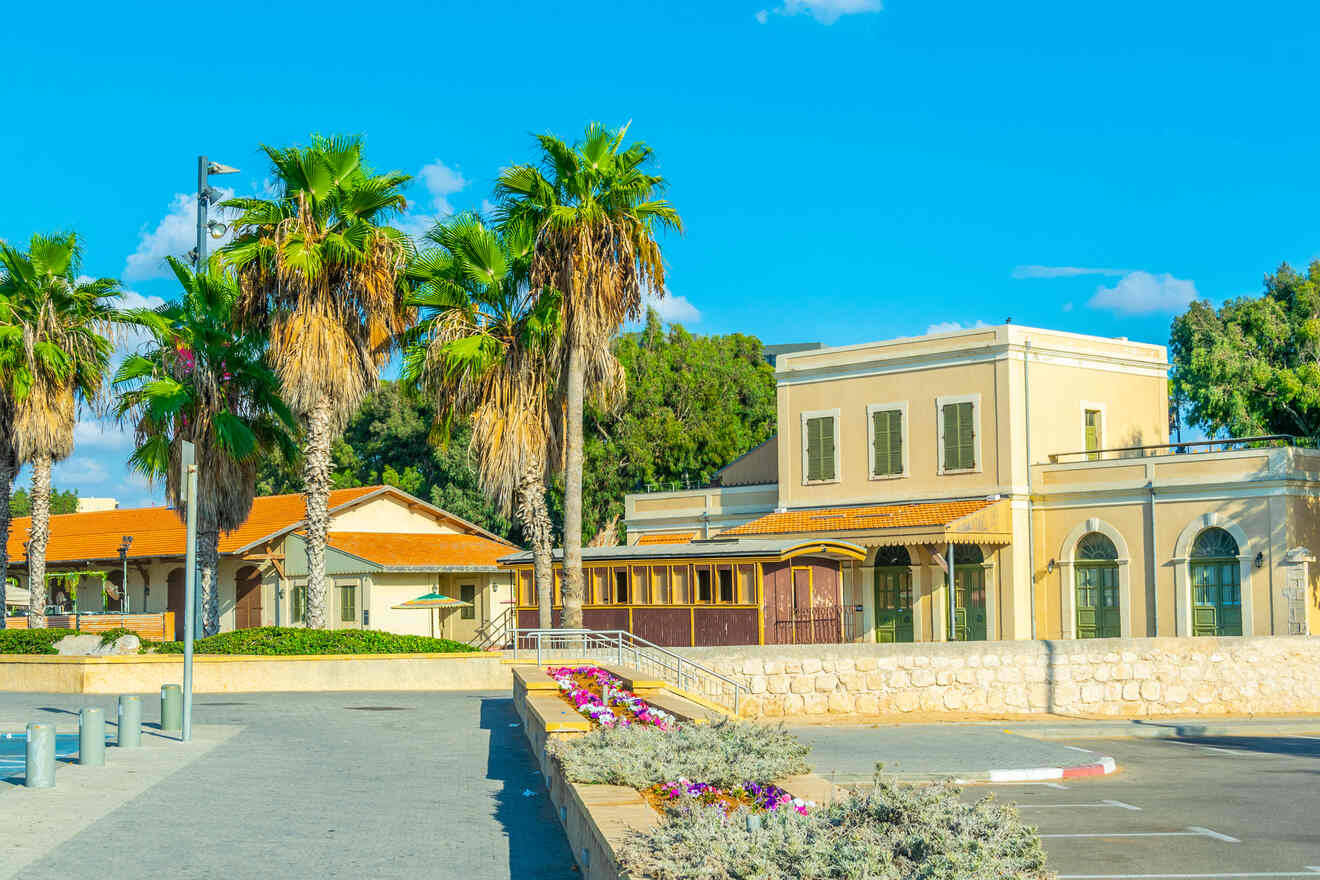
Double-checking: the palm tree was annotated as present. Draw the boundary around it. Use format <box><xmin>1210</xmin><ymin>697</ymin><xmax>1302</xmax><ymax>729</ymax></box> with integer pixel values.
<box><xmin>114</xmin><ymin>257</ymin><xmax>297</xmax><ymax>635</ymax></box>
<box><xmin>222</xmin><ymin>136</ymin><xmax>413</xmax><ymax>628</ymax></box>
<box><xmin>0</xmin><ymin>233</ymin><xmax>123</xmax><ymax>628</ymax></box>
<box><xmin>496</xmin><ymin>123</ymin><xmax>681</xmax><ymax>628</ymax></box>
<box><xmin>0</xmin><ymin>397</ymin><xmax>15</xmax><ymax>629</ymax></box>
<box><xmin>403</xmin><ymin>213</ymin><xmax>561</xmax><ymax>627</ymax></box>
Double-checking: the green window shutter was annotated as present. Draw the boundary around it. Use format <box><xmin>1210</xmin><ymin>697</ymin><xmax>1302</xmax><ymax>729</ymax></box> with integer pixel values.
<box><xmin>1085</xmin><ymin>410</ymin><xmax>1100</xmax><ymax>458</ymax></box>
<box><xmin>806</xmin><ymin>416</ymin><xmax>835</xmax><ymax>481</ymax></box>
<box><xmin>873</xmin><ymin>409</ymin><xmax>903</xmax><ymax>476</ymax></box>
<box><xmin>943</xmin><ymin>402</ymin><xmax>975</xmax><ymax>470</ymax></box>
<box><xmin>806</xmin><ymin>418</ymin><xmax>821</xmax><ymax>481</ymax></box>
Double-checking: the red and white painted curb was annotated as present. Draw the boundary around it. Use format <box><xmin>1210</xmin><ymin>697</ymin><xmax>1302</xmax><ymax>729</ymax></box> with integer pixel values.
<box><xmin>960</xmin><ymin>756</ymin><xmax>1116</xmax><ymax>784</ymax></box>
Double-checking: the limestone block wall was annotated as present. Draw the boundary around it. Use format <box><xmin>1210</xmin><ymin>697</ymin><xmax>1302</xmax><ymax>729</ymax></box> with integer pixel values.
<box><xmin>678</xmin><ymin>636</ymin><xmax>1320</xmax><ymax>719</ymax></box>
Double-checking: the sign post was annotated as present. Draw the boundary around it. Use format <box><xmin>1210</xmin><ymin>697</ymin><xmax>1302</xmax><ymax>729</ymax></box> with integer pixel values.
<box><xmin>180</xmin><ymin>441</ymin><xmax>198</xmax><ymax>742</ymax></box>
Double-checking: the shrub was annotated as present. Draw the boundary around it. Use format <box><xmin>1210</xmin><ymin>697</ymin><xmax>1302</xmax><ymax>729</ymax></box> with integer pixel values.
<box><xmin>0</xmin><ymin>628</ymin><xmax>78</xmax><ymax>655</ymax></box>
<box><xmin>152</xmin><ymin>627</ymin><xmax>478</xmax><ymax>655</ymax></box>
<box><xmin>97</xmin><ymin>627</ymin><xmax>142</xmax><ymax>646</ymax></box>
<box><xmin>617</xmin><ymin>774</ymin><xmax>1052</xmax><ymax>880</ymax></box>
<box><xmin>548</xmin><ymin>719</ymin><xmax>811</xmax><ymax>789</ymax></box>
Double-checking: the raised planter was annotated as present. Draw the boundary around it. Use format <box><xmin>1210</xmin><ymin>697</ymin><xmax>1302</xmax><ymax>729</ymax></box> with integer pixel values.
<box><xmin>0</xmin><ymin>651</ymin><xmax>507</xmax><ymax>694</ymax></box>
<box><xmin>511</xmin><ymin>664</ymin><xmax>843</xmax><ymax>880</ymax></box>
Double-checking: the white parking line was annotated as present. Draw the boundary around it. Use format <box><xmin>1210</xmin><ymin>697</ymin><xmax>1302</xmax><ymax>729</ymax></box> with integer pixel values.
<box><xmin>1041</xmin><ymin>826</ymin><xmax>1240</xmax><ymax>843</ymax></box>
<box><xmin>1059</xmin><ymin>869</ymin><xmax>1320</xmax><ymax>879</ymax></box>
<box><xmin>1161</xmin><ymin>741</ymin><xmax>1267</xmax><ymax>758</ymax></box>
<box><xmin>1063</xmin><ymin>745</ymin><xmax>1097</xmax><ymax>753</ymax></box>
<box><xmin>1018</xmin><ymin>799</ymin><xmax>1141</xmax><ymax>811</ymax></box>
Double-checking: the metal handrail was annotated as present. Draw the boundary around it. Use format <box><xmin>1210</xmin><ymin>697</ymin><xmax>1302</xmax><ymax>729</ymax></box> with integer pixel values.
<box><xmin>510</xmin><ymin>628</ymin><xmax>746</xmax><ymax>714</ymax></box>
<box><xmin>470</xmin><ymin>605</ymin><xmax>517</xmax><ymax>651</ymax></box>
<box><xmin>1047</xmin><ymin>434</ymin><xmax>1303</xmax><ymax>464</ymax></box>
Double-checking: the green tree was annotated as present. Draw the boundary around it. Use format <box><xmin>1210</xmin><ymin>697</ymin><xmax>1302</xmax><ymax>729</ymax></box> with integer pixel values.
<box><xmin>403</xmin><ymin>212</ymin><xmax>561</xmax><ymax>626</ymax></box>
<box><xmin>114</xmin><ymin>257</ymin><xmax>297</xmax><ymax>635</ymax></box>
<box><xmin>223</xmin><ymin>136</ymin><xmax>414</xmax><ymax>629</ymax></box>
<box><xmin>497</xmin><ymin>123</ymin><xmax>681</xmax><ymax>628</ymax></box>
<box><xmin>0</xmin><ymin>232</ymin><xmax>123</xmax><ymax>628</ymax></box>
<box><xmin>8</xmin><ymin>487</ymin><xmax>78</xmax><ymax>516</ymax></box>
<box><xmin>560</xmin><ymin>309</ymin><xmax>778</xmax><ymax>541</ymax></box>
<box><xmin>1170</xmin><ymin>260</ymin><xmax>1320</xmax><ymax>440</ymax></box>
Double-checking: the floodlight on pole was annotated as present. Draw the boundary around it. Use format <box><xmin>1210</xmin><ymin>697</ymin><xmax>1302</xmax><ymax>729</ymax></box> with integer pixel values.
<box><xmin>118</xmin><ymin>536</ymin><xmax>133</xmax><ymax>613</ymax></box>
<box><xmin>195</xmin><ymin>155</ymin><xmax>239</xmax><ymax>269</ymax></box>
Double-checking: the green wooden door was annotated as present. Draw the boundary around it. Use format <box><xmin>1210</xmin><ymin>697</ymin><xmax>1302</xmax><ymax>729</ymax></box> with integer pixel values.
<box><xmin>952</xmin><ymin>566</ymin><xmax>987</xmax><ymax>641</ymax></box>
<box><xmin>1075</xmin><ymin>563</ymin><xmax>1120</xmax><ymax>638</ymax></box>
<box><xmin>1191</xmin><ymin>560</ymin><xmax>1242</xmax><ymax>636</ymax></box>
<box><xmin>874</xmin><ymin>567</ymin><xmax>914</xmax><ymax>643</ymax></box>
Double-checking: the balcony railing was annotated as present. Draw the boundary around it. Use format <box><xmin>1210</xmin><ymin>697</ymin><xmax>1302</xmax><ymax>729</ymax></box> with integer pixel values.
<box><xmin>1047</xmin><ymin>434</ymin><xmax>1305</xmax><ymax>465</ymax></box>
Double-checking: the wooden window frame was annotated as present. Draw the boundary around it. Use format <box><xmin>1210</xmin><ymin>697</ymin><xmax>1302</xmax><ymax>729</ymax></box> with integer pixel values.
<box><xmin>695</xmin><ymin>565</ymin><xmax>714</xmax><ymax>604</ymax></box>
<box><xmin>460</xmin><ymin>583</ymin><xmax>476</xmax><ymax>620</ymax></box>
<box><xmin>936</xmin><ymin>393</ymin><xmax>982</xmax><ymax>475</ymax></box>
<box><xmin>716</xmin><ymin>565</ymin><xmax>734</xmax><ymax>604</ymax></box>
<box><xmin>866</xmin><ymin>401</ymin><xmax>908</xmax><ymax>480</ymax></box>
<box><xmin>800</xmin><ymin>408</ymin><xmax>841</xmax><ymax>485</ymax></box>
<box><xmin>613</xmin><ymin>568</ymin><xmax>630</xmax><ymax>605</ymax></box>
<box><xmin>632</xmin><ymin>566</ymin><xmax>650</xmax><ymax>605</ymax></box>
<box><xmin>672</xmin><ymin>565</ymin><xmax>691</xmax><ymax>605</ymax></box>
<box><xmin>652</xmin><ymin>565</ymin><xmax>670</xmax><ymax>605</ymax></box>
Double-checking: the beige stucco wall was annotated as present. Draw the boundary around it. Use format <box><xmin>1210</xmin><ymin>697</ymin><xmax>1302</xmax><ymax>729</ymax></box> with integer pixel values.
<box><xmin>366</xmin><ymin>571</ymin><xmax>514</xmax><ymax>641</ymax></box>
<box><xmin>329</xmin><ymin>494</ymin><xmax>461</xmax><ymax>534</ymax></box>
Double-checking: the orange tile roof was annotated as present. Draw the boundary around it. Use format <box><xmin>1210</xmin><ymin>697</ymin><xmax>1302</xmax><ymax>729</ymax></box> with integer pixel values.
<box><xmin>636</xmin><ymin>532</ymin><xmax>696</xmax><ymax>545</ymax></box>
<box><xmin>722</xmin><ymin>499</ymin><xmax>997</xmax><ymax>537</ymax></box>
<box><xmin>325</xmin><ymin>532</ymin><xmax>514</xmax><ymax>569</ymax></box>
<box><xmin>7</xmin><ymin>486</ymin><xmax>380</xmax><ymax>565</ymax></box>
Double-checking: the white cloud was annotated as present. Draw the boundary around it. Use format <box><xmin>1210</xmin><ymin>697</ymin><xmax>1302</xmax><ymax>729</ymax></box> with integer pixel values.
<box><xmin>399</xmin><ymin>159</ymin><xmax>471</xmax><ymax>242</ymax></box>
<box><xmin>631</xmin><ymin>286</ymin><xmax>701</xmax><ymax>325</ymax></box>
<box><xmin>1088</xmin><ymin>271</ymin><xmax>1198</xmax><ymax>315</ymax></box>
<box><xmin>123</xmin><ymin>190</ymin><xmax>235</xmax><ymax>281</ymax></box>
<box><xmin>925</xmin><ymin>319</ymin><xmax>991</xmax><ymax>335</ymax></box>
<box><xmin>1012</xmin><ymin>265</ymin><xmax>1127</xmax><ymax>279</ymax></box>
<box><xmin>760</xmin><ymin>0</ymin><xmax>882</xmax><ymax>24</ymax></box>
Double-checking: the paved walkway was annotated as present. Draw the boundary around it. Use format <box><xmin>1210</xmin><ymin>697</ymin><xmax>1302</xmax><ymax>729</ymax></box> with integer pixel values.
<box><xmin>0</xmin><ymin>692</ymin><xmax>575</xmax><ymax>880</ymax></box>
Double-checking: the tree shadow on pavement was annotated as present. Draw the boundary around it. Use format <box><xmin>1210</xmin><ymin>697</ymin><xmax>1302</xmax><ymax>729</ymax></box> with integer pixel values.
<box><xmin>480</xmin><ymin>697</ymin><xmax>577</xmax><ymax>880</ymax></box>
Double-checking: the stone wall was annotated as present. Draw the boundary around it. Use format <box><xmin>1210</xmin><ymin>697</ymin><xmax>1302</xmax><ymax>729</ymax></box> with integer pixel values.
<box><xmin>678</xmin><ymin>636</ymin><xmax>1320</xmax><ymax>718</ymax></box>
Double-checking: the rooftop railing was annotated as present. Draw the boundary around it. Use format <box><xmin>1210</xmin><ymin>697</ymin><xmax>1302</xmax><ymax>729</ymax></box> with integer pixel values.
<box><xmin>1047</xmin><ymin>434</ymin><xmax>1306</xmax><ymax>465</ymax></box>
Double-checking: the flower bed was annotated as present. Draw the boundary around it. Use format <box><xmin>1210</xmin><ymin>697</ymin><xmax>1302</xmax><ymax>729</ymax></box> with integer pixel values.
<box><xmin>547</xmin><ymin>666</ymin><xmax>676</xmax><ymax>730</ymax></box>
<box><xmin>644</xmin><ymin>778</ymin><xmax>811</xmax><ymax>816</ymax></box>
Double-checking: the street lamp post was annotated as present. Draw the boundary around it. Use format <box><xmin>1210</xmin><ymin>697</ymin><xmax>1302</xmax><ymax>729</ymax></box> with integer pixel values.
<box><xmin>118</xmin><ymin>536</ymin><xmax>133</xmax><ymax>614</ymax></box>
<box><xmin>192</xmin><ymin>156</ymin><xmax>239</xmax><ymax>269</ymax></box>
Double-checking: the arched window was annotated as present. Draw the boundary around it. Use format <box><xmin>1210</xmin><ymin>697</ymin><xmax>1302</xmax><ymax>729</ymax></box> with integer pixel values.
<box><xmin>1189</xmin><ymin>528</ymin><xmax>1242</xmax><ymax>637</ymax></box>
<box><xmin>1077</xmin><ymin>532</ymin><xmax>1118</xmax><ymax>561</ymax></box>
<box><xmin>1074</xmin><ymin>532</ymin><xmax>1119</xmax><ymax>638</ymax></box>
<box><xmin>873</xmin><ymin>545</ymin><xmax>911</xmax><ymax>567</ymax></box>
<box><xmin>953</xmin><ymin>544</ymin><xmax>983</xmax><ymax>565</ymax></box>
<box><xmin>1191</xmin><ymin>527</ymin><xmax>1239</xmax><ymax>559</ymax></box>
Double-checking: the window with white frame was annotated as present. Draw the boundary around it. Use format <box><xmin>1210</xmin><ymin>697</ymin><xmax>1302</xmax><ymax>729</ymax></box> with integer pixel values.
<box><xmin>867</xmin><ymin>402</ymin><xmax>907</xmax><ymax>478</ymax></box>
<box><xmin>801</xmin><ymin>409</ymin><xmax>840</xmax><ymax>483</ymax></box>
<box><xmin>936</xmin><ymin>394</ymin><xmax>981</xmax><ymax>473</ymax></box>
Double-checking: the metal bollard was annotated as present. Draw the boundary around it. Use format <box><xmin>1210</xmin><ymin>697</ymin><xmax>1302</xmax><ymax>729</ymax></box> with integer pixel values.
<box><xmin>79</xmin><ymin>707</ymin><xmax>105</xmax><ymax>767</ymax></box>
<box><xmin>24</xmin><ymin>722</ymin><xmax>55</xmax><ymax>788</ymax></box>
<box><xmin>160</xmin><ymin>684</ymin><xmax>182</xmax><ymax>733</ymax></box>
<box><xmin>117</xmin><ymin>695</ymin><xmax>142</xmax><ymax>748</ymax></box>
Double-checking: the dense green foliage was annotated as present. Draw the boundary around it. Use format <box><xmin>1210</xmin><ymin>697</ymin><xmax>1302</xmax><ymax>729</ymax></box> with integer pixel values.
<box><xmin>257</xmin><ymin>311</ymin><xmax>776</xmax><ymax>544</ymax></box>
<box><xmin>548</xmin><ymin>719</ymin><xmax>811</xmax><ymax>788</ymax></box>
<box><xmin>1171</xmin><ymin>260</ymin><xmax>1320</xmax><ymax>440</ymax></box>
<box><xmin>152</xmin><ymin>626</ymin><xmax>476</xmax><ymax>655</ymax></box>
<box><xmin>9</xmin><ymin>487</ymin><xmax>78</xmax><ymax>516</ymax></box>
<box><xmin>618</xmin><ymin>774</ymin><xmax>1051</xmax><ymax>880</ymax></box>
<box><xmin>0</xmin><ymin>627</ymin><xmax>77</xmax><ymax>654</ymax></box>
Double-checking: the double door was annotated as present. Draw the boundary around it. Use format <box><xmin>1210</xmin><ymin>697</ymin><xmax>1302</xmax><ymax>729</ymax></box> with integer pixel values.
<box><xmin>874</xmin><ymin>567</ymin><xmax>914</xmax><ymax>643</ymax></box>
<box><xmin>1191</xmin><ymin>561</ymin><xmax>1242</xmax><ymax>637</ymax></box>
<box><xmin>952</xmin><ymin>566</ymin><xmax>986</xmax><ymax>641</ymax></box>
<box><xmin>1075</xmin><ymin>564</ymin><xmax>1120</xmax><ymax>639</ymax></box>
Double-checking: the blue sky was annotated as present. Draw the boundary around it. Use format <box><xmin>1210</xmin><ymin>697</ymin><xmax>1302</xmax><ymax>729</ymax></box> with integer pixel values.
<box><xmin>3</xmin><ymin>0</ymin><xmax>1318</xmax><ymax>506</ymax></box>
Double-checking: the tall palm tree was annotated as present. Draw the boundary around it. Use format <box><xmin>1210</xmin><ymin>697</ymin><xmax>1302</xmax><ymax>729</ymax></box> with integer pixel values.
<box><xmin>222</xmin><ymin>136</ymin><xmax>413</xmax><ymax>628</ymax></box>
<box><xmin>0</xmin><ymin>233</ymin><xmax>123</xmax><ymax>628</ymax></box>
<box><xmin>403</xmin><ymin>213</ymin><xmax>561</xmax><ymax>626</ymax></box>
<box><xmin>0</xmin><ymin>397</ymin><xmax>14</xmax><ymax>629</ymax></box>
<box><xmin>496</xmin><ymin>123</ymin><xmax>681</xmax><ymax>628</ymax></box>
<box><xmin>114</xmin><ymin>257</ymin><xmax>297</xmax><ymax>635</ymax></box>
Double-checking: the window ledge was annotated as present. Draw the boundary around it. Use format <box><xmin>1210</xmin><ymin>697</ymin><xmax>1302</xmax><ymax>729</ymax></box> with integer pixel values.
<box><xmin>869</xmin><ymin>472</ymin><xmax>907</xmax><ymax>481</ymax></box>
<box><xmin>801</xmin><ymin>478</ymin><xmax>840</xmax><ymax>486</ymax></box>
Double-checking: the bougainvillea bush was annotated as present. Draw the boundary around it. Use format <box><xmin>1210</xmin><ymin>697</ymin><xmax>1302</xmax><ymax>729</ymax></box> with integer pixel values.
<box><xmin>617</xmin><ymin>775</ymin><xmax>1052</xmax><ymax>880</ymax></box>
<box><xmin>547</xmin><ymin>718</ymin><xmax>811</xmax><ymax>789</ymax></box>
<box><xmin>547</xmin><ymin>666</ymin><xmax>676</xmax><ymax>729</ymax></box>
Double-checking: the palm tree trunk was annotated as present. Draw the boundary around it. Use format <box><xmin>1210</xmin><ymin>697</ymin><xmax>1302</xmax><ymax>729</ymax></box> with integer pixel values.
<box><xmin>27</xmin><ymin>454</ymin><xmax>51</xmax><ymax>629</ymax></box>
<box><xmin>198</xmin><ymin>527</ymin><xmax>221</xmax><ymax>636</ymax></box>
<box><xmin>516</xmin><ymin>464</ymin><xmax>555</xmax><ymax>629</ymax></box>
<box><xmin>303</xmin><ymin>397</ymin><xmax>334</xmax><ymax>630</ymax></box>
<box><xmin>0</xmin><ymin>448</ymin><xmax>13</xmax><ymax>630</ymax></box>
<box><xmin>561</xmin><ymin>342</ymin><xmax>585</xmax><ymax>630</ymax></box>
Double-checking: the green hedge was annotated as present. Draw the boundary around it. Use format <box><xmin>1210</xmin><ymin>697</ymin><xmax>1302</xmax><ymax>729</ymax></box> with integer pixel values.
<box><xmin>0</xmin><ymin>628</ymin><xmax>78</xmax><ymax>655</ymax></box>
<box><xmin>152</xmin><ymin>627</ymin><xmax>478</xmax><ymax>655</ymax></box>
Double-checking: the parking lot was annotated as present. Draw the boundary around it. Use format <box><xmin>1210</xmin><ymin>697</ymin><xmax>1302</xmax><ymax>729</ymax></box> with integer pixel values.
<box><xmin>972</xmin><ymin>734</ymin><xmax>1320</xmax><ymax>879</ymax></box>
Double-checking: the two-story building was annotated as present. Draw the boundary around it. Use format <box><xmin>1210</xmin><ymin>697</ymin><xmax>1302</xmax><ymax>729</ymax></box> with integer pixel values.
<box><xmin>507</xmin><ymin>324</ymin><xmax>1320</xmax><ymax>646</ymax></box>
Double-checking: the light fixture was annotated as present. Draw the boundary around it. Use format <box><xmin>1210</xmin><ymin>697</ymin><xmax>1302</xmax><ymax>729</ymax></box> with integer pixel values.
<box><xmin>1047</xmin><ymin>558</ymin><xmax>1056</xmax><ymax>574</ymax></box>
<box><xmin>207</xmin><ymin>161</ymin><xmax>240</xmax><ymax>175</ymax></box>
<box><xmin>207</xmin><ymin>220</ymin><xmax>227</xmax><ymax>239</ymax></box>
<box><xmin>1254</xmin><ymin>551</ymin><xmax>1265</xmax><ymax>569</ymax></box>
<box><xmin>201</xmin><ymin>185</ymin><xmax>227</xmax><ymax>204</ymax></box>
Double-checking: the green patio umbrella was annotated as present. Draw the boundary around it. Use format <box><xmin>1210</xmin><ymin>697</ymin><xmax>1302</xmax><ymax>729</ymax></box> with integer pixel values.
<box><xmin>391</xmin><ymin>592</ymin><xmax>473</xmax><ymax>638</ymax></box>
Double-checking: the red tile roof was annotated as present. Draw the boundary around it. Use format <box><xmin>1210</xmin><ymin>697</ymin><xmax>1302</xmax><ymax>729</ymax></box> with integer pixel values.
<box><xmin>636</xmin><ymin>532</ymin><xmax>696</xmax><ymax>545</ymax></box>
<box><xmin>722</xmin><ymin>499</ymin><xmax>998</xmax><ymax>536</ymax></box>
<box><xmin>8</xmin><ymin>486</ymin><xmax>379</xmax><ymax>564</ymax></box>
<box><xmin>325</xmin><ymin>532</ymin><xmax>513</xmax><ymax>569</ymax></box>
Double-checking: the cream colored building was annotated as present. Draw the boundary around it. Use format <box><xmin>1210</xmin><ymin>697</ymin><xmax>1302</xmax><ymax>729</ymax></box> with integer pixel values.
<box><xmin>5</xmin><ymin>485</ymin><xmax>517</xmax><ymax>643</ymax></box>
<box><xmin>625</xmin><ymin>324</ymin><xmax>1320</xmax><ymax>643</ymax></box>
